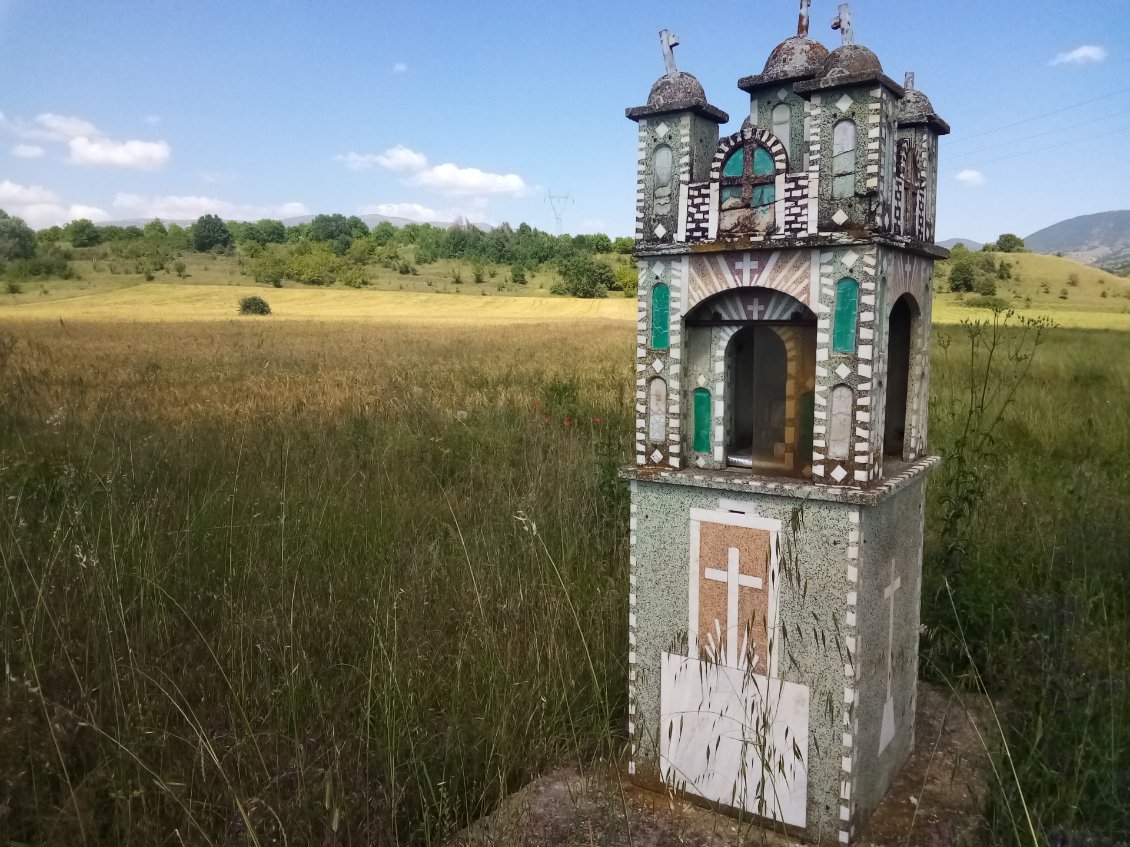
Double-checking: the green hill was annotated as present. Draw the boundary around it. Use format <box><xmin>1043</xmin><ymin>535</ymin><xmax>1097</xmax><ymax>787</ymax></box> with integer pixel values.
<box><xmin>934</xmin><ymin>250</ymin><xmax>1130</xmax><ymax>329</ymax></box>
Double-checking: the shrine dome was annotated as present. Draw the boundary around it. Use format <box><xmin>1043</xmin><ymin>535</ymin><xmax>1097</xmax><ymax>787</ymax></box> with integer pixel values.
<box><xmin>899</xmin><ymin>88</ymin><xmax>935</xmax><ymax>122</ymax></box>
<box><xmin>762</xmin><ymin>36</ymin><xmax>829</xmax><ymax>80</ymax></box>
<box><xmin>646</xmin><ymin>71</ymin><xmax>708</xmax><ymax>111</ymax></box>
<box><xmin>819</xmin><ymin>43</ymin><xmax>883</xmax><ymax>82</ymax></box>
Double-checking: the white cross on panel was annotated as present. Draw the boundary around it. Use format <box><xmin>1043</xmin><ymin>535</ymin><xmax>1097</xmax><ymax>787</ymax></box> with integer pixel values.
<box><xmin>704</xmin><ymin>547</ymin><xmax>764</xmax><ymax>667</ymax></box>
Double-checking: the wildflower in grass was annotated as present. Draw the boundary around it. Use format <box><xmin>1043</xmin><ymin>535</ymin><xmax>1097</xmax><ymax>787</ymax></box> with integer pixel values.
<box><xmin>564</xmin><ymin>416</ymin><xmax>571</xmax><ymax>426</ymax></box>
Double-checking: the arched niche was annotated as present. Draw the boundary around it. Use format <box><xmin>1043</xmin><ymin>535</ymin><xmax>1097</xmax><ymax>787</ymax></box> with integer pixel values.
<box><xmin>884</xmin><ymin>293</ymin><xmax>920</xmax><ymax>459</ymax></box>
<box><xmin>685</xmin><ymin>288</ymin><xmax>816</xmax><ymax>475</ymax></box>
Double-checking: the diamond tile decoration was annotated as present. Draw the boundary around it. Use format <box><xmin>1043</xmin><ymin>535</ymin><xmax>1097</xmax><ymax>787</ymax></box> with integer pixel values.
<box><xmin>653</xmin><ymin>223</ymin><xmax>668</xmax><ymax>238</ymax></box>
<box><xmin>695</xmin><ymin>456</ymin><xmax>706</xmax><ymax>468</ymax></box>
<box><xmin>836</xmin><ymin>94</ymin><xmax>853</xmax><ymax>113</ymax></box>
<box><xmin>652</xmin><ymin>358</ymin><xmax>665</xmax><ymax>373</ymax></box>
<box><xmin>652</xmin><ymin>260</ymin><xmax>665</xmax><ymax>276</ymax></box>
<box><xmin>654</xmin><ymin>121</ymin><xmax>669</xmax><ymax>137</ymax></box>
<box><xmin>832</xmin><ymin>209</ymin><xmax>849</xmax><ymax>226</ymax></box>
<box><xmin>777</xmin><ymin>88</ymin><xmax>789</xmax><ymax>101</ymax></box>
<box><xmin>842</xmin><ymin>249</ymin><xmax>859</xmax><ymax>269</ymax></box>
<box><xmin>697</xmin><ymin>374</ymin><xmax>707</xmax><ymax>387</ymax></box>
<box><xmin>650</xmin><ymin>449</ymin><xmax>664</xmax><ymax>464</ymax></box>
<box><xmin>835</xmin><ymin>363</ymin><xmax>852</xmax><ymax>380</ymax></box>
<box><xmin>830</xmin><ymin>464</ymin><xmax>848</xmax><ymax>483</ymax></box>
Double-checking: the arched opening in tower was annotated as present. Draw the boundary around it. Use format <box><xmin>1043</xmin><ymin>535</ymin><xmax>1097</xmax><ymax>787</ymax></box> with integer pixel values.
<box><xmin>884</xmin><ymin>294</ymin><xmax>917</xmax><ymax>458</ymax></box>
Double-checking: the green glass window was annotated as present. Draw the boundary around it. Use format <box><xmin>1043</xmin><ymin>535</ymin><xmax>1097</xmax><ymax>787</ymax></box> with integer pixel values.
<box><xmin>722</xmin><ymin>148</ymin><xmax>744</xmax><ymax>177</ymax></box>
<box><xmin>651</xmin><ymin>283</ymin><xmax>670</xmax><ymax>350</ymax></box>
<box><xmin>833</xmin><ymin>278</ymin><xmax>859</xmax><ymax>352</ymax></box>
<box><xmin>753</xmin><ymin>146</ymin><xmax>775</xmax><ymax>175</ymax></box>
<box><xmin>752</xmin><ymin>183</ymin><xmax>775</xmax><ymax>211</ymax></box>
<box><xmin>693</xmin><ymin>388</ymin><xmax>711</xmax><ymax>453</ymax></box>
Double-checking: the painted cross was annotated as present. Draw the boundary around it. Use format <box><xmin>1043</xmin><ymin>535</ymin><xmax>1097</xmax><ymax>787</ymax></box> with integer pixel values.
<box><xmin>704</xmin><ymin>547</ymin><xmax>764</xmax><ymax>667</ymax></box>
<box><xmin>743</xmin><ymin>298</ymin><xmax>768</xmax><ymax>321</ymax></box>
<box><xmin>797</xmin><ymin>0</ymin><xmax>811</xmax><ymax>37</ymax></box>
<box><xmin>734</xmin><ymin>252</ymin><xmax>759</xmax><ymax>285</ymax></box>
<box><xmin>879</xmin><ymin>557</ymin><xmax>901</xmax><ymax>753</ymax></box>
<box><xmin>659</xmin><ymin>29</ymin><xmax>680</xmax><ymax>76</ymax></box>
<box><xmin>831</xmin><ymin>3</ymin><xmax>854</xmax><ymax>46</ymax></box>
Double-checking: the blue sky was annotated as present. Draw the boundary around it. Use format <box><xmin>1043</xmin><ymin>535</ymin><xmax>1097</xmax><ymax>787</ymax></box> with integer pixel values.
<box><xmin>0</xmin><ymin>0</ymin><xmax>1126</xmax><ymax>241</ymax></box>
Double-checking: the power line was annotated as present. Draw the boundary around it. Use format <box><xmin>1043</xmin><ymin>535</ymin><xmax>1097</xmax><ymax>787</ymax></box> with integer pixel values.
<box><xmin>941</xmin><ymin>85</ymin><xmax>1130</xmax><ymax>147</ymax></box>
<box><xmin>941</xmin><ymin>124</ymin><xmax>1130</xmax><ymax>172</ymax></box>
<box><xmin>940</xmin><ymin>109</ymin><xmax>1130</xmax><ymax>163</ymax></box>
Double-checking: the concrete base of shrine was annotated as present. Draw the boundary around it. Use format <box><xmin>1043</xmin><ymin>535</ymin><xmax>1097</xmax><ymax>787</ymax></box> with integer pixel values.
<box><xmin>449</xmin><ymin>682</ymin><xmax>992</xmax><ymax>847</ymax></box>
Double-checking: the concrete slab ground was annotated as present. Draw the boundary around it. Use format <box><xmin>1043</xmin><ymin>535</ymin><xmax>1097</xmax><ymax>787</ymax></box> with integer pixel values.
<box><xmin>450</xmin><ymin>682</ymin><xmax>991</xmax><ymax>847</ymax></box>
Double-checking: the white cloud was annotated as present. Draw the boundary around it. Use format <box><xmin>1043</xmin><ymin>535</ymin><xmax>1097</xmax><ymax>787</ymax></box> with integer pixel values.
<box><xmin>1051</xmin><ymin>45</ymin><xmax>1107</xmax><ymax>66</ymax></box>
<box><xmin>392</xmin><ymin>62</ymin><xmax>408</xmax><ymax>74</ymax></box>
<box><xmin>361</xmin><ymin>202</ymin><xmax>440</xmax><ymax>222</ymax></box>
<box><xmin>113</xmin><ymin>192</ymin><xmax>310</xmax><ymax>221</ymax></box>
<box><xmin>955</xmin><ymin>169</ymin><xmax>986</xmax><ymax>187</ymax></box>
<box><xmin>0</xmin><ymin>179</ymin><xmax>108</xmax><ymax>228</ymax></box>
<box><xmin>34</xmin><ymin>112</ymin><xmax>100</xmax><ymax>140</ymax></box>
<box><xmin>340</xmin><ymin>144</ymin><xmax>527</xmax><ymax>197</ymax></box>
<box><xmin>334</xmin><ymin>152</ymin><xmax>385</xmax><ymax>171</ymax></box>
<box><xmin>376</xmin><ymin>144</ymin><xmax>429</xmax><ymax>173</ymax></box>
<box><xmin>69</xmin><ymin>136</ymin><xmax>171</xmax><ymax>170</ymax></box>
<box><xmin>413</xmin><ymin>162</ymin><xmax>526</xmax><ymax>195</ymax></box>
<box><xmin>0</xmin><ymin>179</ymin><xmax>57</xmax><ymax>205</ymax></box>
<box><xmin>0</xmin><ymin>111</ymin><xmax>171</xmax><ymax>170</ymax></box>
<box><xmin>11</xmin><ymin>143</ymin><xmax>44</xmax><ymax>159</ymax></box>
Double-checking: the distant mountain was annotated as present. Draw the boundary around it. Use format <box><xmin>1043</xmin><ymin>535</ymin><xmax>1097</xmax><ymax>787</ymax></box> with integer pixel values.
<box><xmin>938</xmin><ymin>238</ymin><xmax>983</xmax><ymax>251</ymax></box>
<box><xmin>1025</xmin><ymin>210</ymin><xmax>1130</xmax><ymax>271</ymax></box>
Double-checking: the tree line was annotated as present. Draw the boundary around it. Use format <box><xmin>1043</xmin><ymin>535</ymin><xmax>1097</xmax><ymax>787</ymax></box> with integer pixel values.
<box><xmin>1</xmin><ymin>210</ymin><xmax>637</xmax><ymax>297</ymax></box>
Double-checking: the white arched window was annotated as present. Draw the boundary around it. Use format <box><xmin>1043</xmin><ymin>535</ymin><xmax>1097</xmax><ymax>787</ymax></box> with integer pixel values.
<box><xmin>832</xmin><ymin>120</ymin><xmax>857</xmax><ymax>199</ymax></box>
<box><xmin>828</xmin><ymin>384</ymin><xmax>854</xmax><ymax>460</ymax></box>
<box><xmin>772</xmin><ymin>103</ymin><xmax>792</xmax><ymax>163</ymax></box>
<box><xmin>648</xmin><ymin>377</ymin><xmax>667</xmax><ymax>442</ymax></box>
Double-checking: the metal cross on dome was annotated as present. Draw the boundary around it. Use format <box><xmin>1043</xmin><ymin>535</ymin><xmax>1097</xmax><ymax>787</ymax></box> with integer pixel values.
<box><xmin>797</xmin><ymin>0</ymin><xmax>811</xmax><ymax>37</ymax></box>
<box><xmin>831</xmin><ymin>3</ymin><xmax>854</xmax><ymax>46</ymax></box>
<box><xmin>659</xmin><ymin>29</ymin><xmax>680</xmax><ymax>76</ymax></box>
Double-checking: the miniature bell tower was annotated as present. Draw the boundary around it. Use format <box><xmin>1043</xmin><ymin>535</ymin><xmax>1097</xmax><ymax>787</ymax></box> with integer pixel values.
<box><xmin>623</xmin><ymin>3</ymin><xmax>950</xmax><ymax>843</ymax></box>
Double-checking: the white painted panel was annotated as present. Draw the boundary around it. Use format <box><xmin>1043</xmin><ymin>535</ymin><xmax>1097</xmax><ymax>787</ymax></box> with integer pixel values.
<box><xmin>660</xmin><ymin>653</ymin><xmax>809</xmax><ymax>827</ymax></box>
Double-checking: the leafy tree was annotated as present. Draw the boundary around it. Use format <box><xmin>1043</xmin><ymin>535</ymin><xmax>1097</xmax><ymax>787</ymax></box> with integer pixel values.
<box><xmin>166</xmin><ymin>223</ymin><xmax>190</xmax><ymax>250</ymax></box>
<box><xmin>949</xmin><ymin>261</ymin><xmax>975</xmax><ymax>292</ymax></box>
<box><xmin>251</xmin><ymin>251</ymin><xmax>286</xmax><ymax>287</ymax></box>
<box><xmin>371</xmin><ymin>221</ymin><xmax>397</xmax><ymax>246</ymax></box>
<box><xmin>346</xmin><ymin>215</ymin><xmax>369</xmax><ymax>238</ymax></box>
<box><xmin>989</xmin><ymin>233</ymin><xmax>1026</xmax><ymax>253</ymax></box>
<box><xmin>555</xmin><ymin>256</ymin><xmax>612</xmax><ymax>298</ymax></box>
<box><xmin>613</xmin><ymin>236</ymin><xmax>635</xmax><ymax>254</ymax></box>
<box><xmin>38</xmin><ymin>226</ymin><xmax>64</xmax><ymax>244</ymax></box>
<box><xmin>191</xmin><ymin>214</ymin><xmax>233</xmax><ymax>252</ymax></box>
<box><xmin>997</xmin><ymin>260</ymin><xmax>1012</xmax><ymax>280</ymax></box>
<box><xmin>65</xmin><ymin>218</ymin><xmax>103</xmax><ymax>248</ymax></box>
<box><xmin>309</xmin><ymin>214</ymin><xmax>353</xmax><ymax>243</ymax></box>
<box><xmin>254</xmin><ymin>219</ymin><xmax>286</xmax><ymax>244</ymax></box>
<box><xmin>0</xmin><ymin>210</ymin><xmax>37</xmax><ymax>261</ymax></box>
<box><xmin>143</xmin><ymin>219</ymin><xmax>167</xmax><ymax>238</ymax></box>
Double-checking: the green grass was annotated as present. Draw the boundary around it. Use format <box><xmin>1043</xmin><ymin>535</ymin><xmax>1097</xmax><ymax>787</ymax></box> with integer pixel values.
<box><xmin>0</xmin><ymin>313</ymin><xmax>1127</xmax><ymax>845</ymax></box>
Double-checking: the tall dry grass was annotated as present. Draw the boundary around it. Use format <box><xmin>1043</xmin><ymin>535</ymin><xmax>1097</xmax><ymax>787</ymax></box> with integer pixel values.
<box><xmin>1</xmin><ymin>315</ymin><xmax>1127</xmax><ymax>844</ymax></box>
<box><xmin>0</xmin><ymin>318</ymin><xmax>631</xmax><ymax>845</ymax></box>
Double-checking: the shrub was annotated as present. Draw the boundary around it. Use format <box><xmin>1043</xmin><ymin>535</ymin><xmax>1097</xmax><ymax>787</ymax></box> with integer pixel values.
<box><xmin>557</xmin><ymin>256</ymin><xmax>612</xmax><ymax>299</ymax></box>
<box><xmin>949</xmin><ymin>261</ymin><xmax>976</xmax><ymax>292</ymax></box>
<box><xmin>1058</xmin><ymin>288</ymin><xmax>1068</xmax><ymax>300</ymax></box>
<box><xmin>174</xmin><ymin>260</ymin><xmax>187</xmax><ymax>278</ymax></box>
<box><xmin>510</xmin><ymin>264</ymin><xmax>527</xmax><ymax>286</ymax></box>
<box><xmin>965</xmin><ymin>295</ymin><xmax>1010</xmax><ymax>310</ymax></box>
<box><xmin>6</xmin><ymin>281</ymin><xmax>22</xmax><ymax>294</ymax></box>
<box><xmin>1067</xmin><ymin>273</ymin><xmax>1079</xmax><ymax>287</ymax></box>
<box><xmin>974</xmin><ymin>275</ymin><xmax>997</xmax><ymax>296</ymax></box>
<box><xmin>238</xmin><ymin>295</ymin><xmax>271</xmax><ymax>315</ymax></box>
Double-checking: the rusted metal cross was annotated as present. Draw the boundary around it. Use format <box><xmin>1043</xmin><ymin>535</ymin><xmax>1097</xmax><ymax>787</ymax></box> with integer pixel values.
<box><xmin>798</xmin><ymin>0</ymin><xmax>811</xmax><ymax>37</ymax></box>
<box><xmin>659</xmin><ymin>29</ymin><xmax>680</xmax><ymax>76</ymax></box>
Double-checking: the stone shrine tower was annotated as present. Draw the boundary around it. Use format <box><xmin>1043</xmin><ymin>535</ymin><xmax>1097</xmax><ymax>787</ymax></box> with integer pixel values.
<box><xmin>622</xmin><ymin>3</ymin><xmax>949</xmax><ymax>843</ymax></box>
